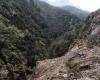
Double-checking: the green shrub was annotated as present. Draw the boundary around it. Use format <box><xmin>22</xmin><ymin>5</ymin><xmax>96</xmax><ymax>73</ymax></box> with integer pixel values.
<box><xmin>66</xmin><ymin>60</ymin><xmax>81</xmax><ymax>76</ymax></box>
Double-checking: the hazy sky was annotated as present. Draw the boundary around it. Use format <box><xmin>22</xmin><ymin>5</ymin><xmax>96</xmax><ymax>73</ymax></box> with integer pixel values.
<box><xmin>41</xmin><ymin>0</ymin><xmax>100</xmax><ymax>12</ymax></box>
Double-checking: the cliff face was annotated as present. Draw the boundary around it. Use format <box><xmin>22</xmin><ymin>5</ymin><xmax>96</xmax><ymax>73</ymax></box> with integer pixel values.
<box><xmin>86</xmin><ymin>9</ymin><xmax>100</xmax><ymax>46</ymax></box>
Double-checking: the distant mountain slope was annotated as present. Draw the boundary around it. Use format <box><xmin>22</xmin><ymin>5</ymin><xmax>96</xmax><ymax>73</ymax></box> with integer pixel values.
<box><xmin>36</xmin><ymin>1</ymin><xmax>83</xmax><ymax>38</ymax></box>
<box><xmin>61</xmin><ymin>6</ymin><xmax>89</xmax><ymax>20</ymax></box>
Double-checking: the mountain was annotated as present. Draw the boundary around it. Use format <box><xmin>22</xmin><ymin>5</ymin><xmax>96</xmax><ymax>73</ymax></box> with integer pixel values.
<box><xmin>36</xmin><ymin>1</ymin><xmax>83</xmax><ymax>38</ymax></box>
<box><xmin>61</xmin><ymin>6</ymin><xmax>89</xmax><ymax>20</ymax></box>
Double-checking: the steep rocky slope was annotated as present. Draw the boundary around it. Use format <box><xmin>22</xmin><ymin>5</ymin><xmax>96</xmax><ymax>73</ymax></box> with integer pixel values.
<box><xmin>35</xmin><ymin>40</ymin><xmax>100</xmax><ymax>80</ymax></box>
<box><xmin>86</xmin><ymin>9</ymin><xmax>100</xmax><ymax>46</ymax></box>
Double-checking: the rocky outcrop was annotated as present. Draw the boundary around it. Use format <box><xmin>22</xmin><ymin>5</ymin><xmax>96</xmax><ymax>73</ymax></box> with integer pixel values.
<box><xmin>35</xmin><ymin>40</ymin><xmax>100</xmax><ymax>80</ymax></box>
<box><xmin>86</xmin><ymin>9</ymin><xmax>100</xmax><ymax>46</ymax></box>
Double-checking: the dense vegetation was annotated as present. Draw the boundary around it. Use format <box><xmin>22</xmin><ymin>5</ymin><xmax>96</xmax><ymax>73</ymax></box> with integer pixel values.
<box><xmin>48</xmin><ymin>23</ymin><xmax>86</xmax><ymax>58</ymax></box>
<box><xmin>0</xmin><ymin>0</ymin><xmax>50</xmax><ymax>79</ymax></box>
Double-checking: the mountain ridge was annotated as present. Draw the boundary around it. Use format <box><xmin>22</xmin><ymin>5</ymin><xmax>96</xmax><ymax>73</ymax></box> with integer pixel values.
<box><xmin>61</xmin><ymin>5</ymin><xmax>90</xmax><ymax>20</ymax></box>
